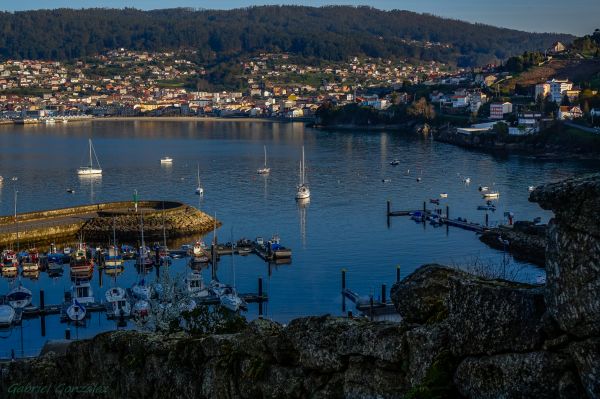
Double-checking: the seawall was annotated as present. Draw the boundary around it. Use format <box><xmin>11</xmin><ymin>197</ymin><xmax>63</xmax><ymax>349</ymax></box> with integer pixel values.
<box><xmin>0</xmin><ymin>201</ymin><xmax>219</xmax><ymax>246</ymax></box>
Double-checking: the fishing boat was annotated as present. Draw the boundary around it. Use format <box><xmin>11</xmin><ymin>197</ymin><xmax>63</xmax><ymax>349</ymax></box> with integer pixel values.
<box><xmin>105</xmin><ymin>287</ymin><xmax>131</xmax><ymax>318</ymax></box>
<box><xmin>195</xmin><ymin>164</ymin><xmax>204</xmax><ymax>196</ymax></box>
<box><xmin>70</xmin><ymin>246</ymin><xmax>94</xmax><ymax>274</ymax></box>
<box><xmin>77</xmin><ymin>138</ymin><xmax>102</xmax><ymax>176</ymax></box>
<box><xmin>160</xmin><ymin>156</ymin><xmax>173</xmax><ymax>164</ymax></box>
<box><xmin>482</xmin><ymin>192</ymin><xmax>500</xmax><ymax>199</ymax></box>
<box><xmin>104</xmin><ymin>245</ymin><xmax>124</xmax><ymax>268</ymax></box>
<box><xmin>184</xmin><ymin>271</ymin><xmax>210</xmax><ymax>298</ymax></box>
<box><xmin>295</xmin><ymin>146</ymin><xmax>310</xmax><ymax>200</ymax></box>
<box><xmin>0</xmin><ymin>304</ymin><xmax>15</xmax><ymax>328</ymax></box>
<box><xmin>2</xmin><ymin>250</ymin><xmax>18</xmax><ymax>273</ymax></box>
<box><xmin>21</xmin><ymin>249</ymin><xmax>40</xmax><ymax>272</ymax></box>
<box><xmin>71</xmin><ymin>279</ymin><xmax>95</xmax><ymax>304</ymax></box>
<box><xmin>7</xmin><ymin>283</ymin><xmax>32</xmax><ymax>308</ymax></box>
<box><xmin>47</xmin><ymin>253</ymin><xmax>64</xmax><ymax>272</ymax></box>
<box><xmin>257</xmin><ymin>145</ymin><xmax>270</xmax><ymax>174</ymax></box>
<box><xmin>66</xmin><ymin>299</ymin><xmax>86</xmax><ymax>322</ymax></box>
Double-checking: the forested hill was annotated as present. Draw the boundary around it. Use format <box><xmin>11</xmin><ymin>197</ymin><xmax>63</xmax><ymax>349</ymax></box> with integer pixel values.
<box><xmin>0</xmin><ymin>6</ymin><xmax>573</xmax><ymax>66</ymax></box>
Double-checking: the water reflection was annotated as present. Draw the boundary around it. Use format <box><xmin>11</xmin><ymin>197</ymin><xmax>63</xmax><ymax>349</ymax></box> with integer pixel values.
<box><xmin>297</xmin><ymin>198</ymin><xmax>309</xmax><ymax>248</ymax></box>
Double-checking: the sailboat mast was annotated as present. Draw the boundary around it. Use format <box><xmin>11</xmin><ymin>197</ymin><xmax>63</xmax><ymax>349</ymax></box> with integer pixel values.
<box><xmin>264</xmin><ymin>145</ymin><xmax>267</xmax><ymax>168</ymax></box>
<box><xmin>140</xmin><ymin>212</ymin><xmax>145</xmax><ymax>261</ymax></box>
<box><xmin>162</xmin><ymin>201</ymin><xmax>166</xmax><ymax>247</ymax></box>
<box><xmin>89</xmin><ymin>139</ymin><xmax>92</xmax><ymax>169</ymax></box>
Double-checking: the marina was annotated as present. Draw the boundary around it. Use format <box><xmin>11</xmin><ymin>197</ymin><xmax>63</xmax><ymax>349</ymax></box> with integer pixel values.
<box><xmin>0</xmin><ymin>120</ymin><xmax>597</xmax><ymax>356</ymax></box>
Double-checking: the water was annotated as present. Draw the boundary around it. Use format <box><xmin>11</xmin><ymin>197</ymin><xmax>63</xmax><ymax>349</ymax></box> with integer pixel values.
<box><xmin>0</xmin><ymin>119</ymin><xmax>598</xmax><ymax>355</ymax></box>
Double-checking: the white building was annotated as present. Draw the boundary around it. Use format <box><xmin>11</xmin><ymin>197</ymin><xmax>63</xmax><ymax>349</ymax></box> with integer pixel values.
<box><xmin>490</xmin><ymin>102</ymin><xmax>512</xmax><ymax>119</ymax></box>
<box><xmin>549</xmin><ymin>79</ymin><xmax>573</xmax><ymax>103</ymax></box>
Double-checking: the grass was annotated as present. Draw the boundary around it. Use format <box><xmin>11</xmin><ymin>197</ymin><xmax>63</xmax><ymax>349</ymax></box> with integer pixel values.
<box><xmin>156</xmin><ymin>80</ymin><xmax>186</xmax><ymax>88</ymax></box>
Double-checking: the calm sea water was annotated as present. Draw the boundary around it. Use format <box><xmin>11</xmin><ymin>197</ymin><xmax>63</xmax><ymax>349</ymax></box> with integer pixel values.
<box><xmin>0</xmin><ymin>120</ymin><xmax>598</xmax><ymax>356</ymax></box>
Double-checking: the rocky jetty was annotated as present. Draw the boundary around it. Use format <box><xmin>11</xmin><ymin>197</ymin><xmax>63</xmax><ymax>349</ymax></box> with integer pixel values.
<box><xmin>2</xmin><ymin>174</ymin><xmax>599</xmax><ymax>398</ymax></box>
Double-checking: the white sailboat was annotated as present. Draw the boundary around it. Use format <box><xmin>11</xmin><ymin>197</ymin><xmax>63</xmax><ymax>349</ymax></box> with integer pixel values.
<box><xmin>77</xmin><ymin>139</ymin><xmax>102</xmax><ymax>176</ymax></box>
<box><xmin>295</xmin><ymin>146</ymin><xmax>310</xmax><ymax>200</ymax></box>
<box><xmin>67</xmin><ymin>299</ymin><xmax>86</xmax><ymax>322</ymax></box>
<box><xmin>195</xmin><ymin>164</ymin><xmax>204</xmax><ymax>196</ymax></box>
<box><xmin>257</xmin><ymin>145</ymin><xmax>270</xmax><ymax>175</ymax></box>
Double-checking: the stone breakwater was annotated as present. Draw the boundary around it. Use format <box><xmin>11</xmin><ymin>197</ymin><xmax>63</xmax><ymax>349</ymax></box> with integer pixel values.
<box><xmin>2</xmin><ymin>174</ymin><xmax>599</xmax><ymax>398</ymax></box>
<box><xmin>0</xmin><ymin>201</ymin><xmax>219</xmax><ymax>246</ymax></box>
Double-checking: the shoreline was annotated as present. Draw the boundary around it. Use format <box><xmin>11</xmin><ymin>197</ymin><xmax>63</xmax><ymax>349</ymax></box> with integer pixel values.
<box><xmin>91</xmin><ymin>116</ymin><xmax>310</xmax><ymax>123</ymax></box>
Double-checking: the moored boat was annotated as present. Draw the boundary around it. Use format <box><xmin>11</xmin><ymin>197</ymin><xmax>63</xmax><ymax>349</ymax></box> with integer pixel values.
<box><xmin>7</xmin><ymin>283</ymin><xmax>33</xmax><ymax>309</ymax></box>
<box><xmin>0</xmin><ymin>304</ymin><xmax>15</xmax><ymax>328</ymax></box>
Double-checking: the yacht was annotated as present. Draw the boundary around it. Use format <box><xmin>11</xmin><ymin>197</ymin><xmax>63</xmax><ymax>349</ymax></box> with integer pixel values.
<box><xmin>160</xmin><ymin>156</ymin><xmax>173</xmax><ymax>164</ymax></box>
<box><xmin>295</xmin><ymin>146</ymin><xmax>310</xmax><ymax>200</ymax></box>
<box><xmin>77</xmin><ymin>138</ymin><xmax>102</xmax><ymax>176</ymax></box>
<box><xmin>482</xmin><ymin>192</ymin><xmax>500</xmax><ymax>199</ymax></box>
<box><xmin>219</xmin><ymin>286</ymin><xmax>246</xmax><ymax>312</ymax></box>
<box><xmin>257</xmin><ymin>145</ymin><xmax>271</xmax><ymax>174</ymax></box>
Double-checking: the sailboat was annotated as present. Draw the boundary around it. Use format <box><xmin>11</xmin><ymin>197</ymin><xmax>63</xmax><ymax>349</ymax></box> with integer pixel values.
<box><xmin>295</xmin><ymin>146</ymin><xmax>310</xmax><ymax>200</ymax></box>
<box><xmin>195</xmin><ymin>164</ymin><xmax>204</xmax><ymax>196</ymax></box>
<box><xmin>257</xmin><ymin>145</ymin><xmax>270</xmax><ymax>175</ymax></box>
<box><xmin>104</xmin><ymin>218</ymin><xmax>124</xmax><ymax>268</ymax></box>
<box><xmin>77</xmin><ymin>139</ymin><xmax>102</xmax><ymax>176</ymax></box>
<box><xmin>219</xmin><ymin>228</ymin><xmax>246</xmax><ymax>312</ymax></box>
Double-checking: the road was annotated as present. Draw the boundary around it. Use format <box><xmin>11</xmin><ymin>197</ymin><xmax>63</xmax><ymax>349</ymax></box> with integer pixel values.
<box><xmin>0</xmin><ymin>212</ymin><xmax>99</xmax><ymax>234</ymax></box>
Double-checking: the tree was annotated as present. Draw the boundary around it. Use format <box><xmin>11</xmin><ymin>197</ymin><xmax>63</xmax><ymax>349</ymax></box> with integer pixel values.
<box><xmin>407</xmin><ymin>97</ymin><xmax>436</xmax><ymax>121</ymax></box>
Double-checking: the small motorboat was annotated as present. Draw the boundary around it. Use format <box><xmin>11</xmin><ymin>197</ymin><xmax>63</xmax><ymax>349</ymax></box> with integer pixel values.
<box><xmin>160</xmin><ymin>157</ymin><xmax>173</xmax><ymax>164</ymax></box>
<box><xmin>7</xmin><ymin>284</ymin><xmax>32</xmax><ymax>309</ymax></box>
<box><xmin>429</xmin><ymin>198</ymin><xmax>440</xmax><ymax>205</ymax></box>
<box><xmin>0</xmin><ymin>304</ymin><xmax>15</xmax><ymax>328</ymax></box>
<box><xmin>439</xmin><ymin>193</ymin><xmax>448</xmax><ymax>198</ymax></box>
<box><xmin>478</xmin><ymin>186</ymin><xmax>489</xmax><ymax>192</ymax></box>
<box><xmin>464</xmin><ymin>177</ymin><xmax>471</xmax><ymax>184</ymax></box>
<box><xmin>381</xmin><ymin>179</ymin><xmax>391</xmax><ymax>183</ymax></box>
<box><xmin>416</xmin><ymin>177</ymin><xmax>422</xmax><ymax>182</ymax></box>
<box><xmin>482</xmin><ymin>192</ymin><xmax>500</xmax><ymax>199</ymax></box>
<box><xmin>528</xmin><ymin>186</ymin><xmax>535</xmax><ymax>192</ymax></box>
<box><xmin>67</xmin><ymin>299</ymin><xmax>86</xmax><ymax>322</ymax></box>
<box><xmin>390</xmin><ymin>159</ymin><xmax>400</xmax><ymax>166</ymax></box>
<box><xmin>105</xmin><ymin>286</ymin><xmax>126</xmax><ymax>302</ymax></box>
<box><xmin>11</xmin><ymin>176</ymin><xmax>18</xmax><ymax>181</ymax></box>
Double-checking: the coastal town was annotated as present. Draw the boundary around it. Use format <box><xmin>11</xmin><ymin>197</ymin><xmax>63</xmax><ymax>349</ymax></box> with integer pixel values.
<box><xmin>1</xmin><ymin>41</ymin><xmax>598</xmax><ymax>137</ymax></box>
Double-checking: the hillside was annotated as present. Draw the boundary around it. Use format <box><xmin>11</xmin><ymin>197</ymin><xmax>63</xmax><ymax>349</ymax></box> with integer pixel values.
<box><xmin>0</xmin><ymin>6</ymin><xmax>573</xmax><ymax>66</ymax></box>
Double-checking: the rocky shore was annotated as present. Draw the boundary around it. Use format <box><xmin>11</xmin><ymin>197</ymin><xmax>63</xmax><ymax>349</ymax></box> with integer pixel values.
<box><xmin>2</xmin><ymin>174</ymin><xmax>598</xmax><ymax>398</ymax></box>
<box><xmin>479</xmin><ymin>221</ymin><xmax>547</xmax><ymax>266</ymax></box>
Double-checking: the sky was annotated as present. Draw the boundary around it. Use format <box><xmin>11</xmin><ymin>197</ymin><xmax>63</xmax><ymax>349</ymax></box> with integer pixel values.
<box><xmin>1</xmin><ymin>0</ymin><xmax>598</xmax><ymax>36</ymax></box>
